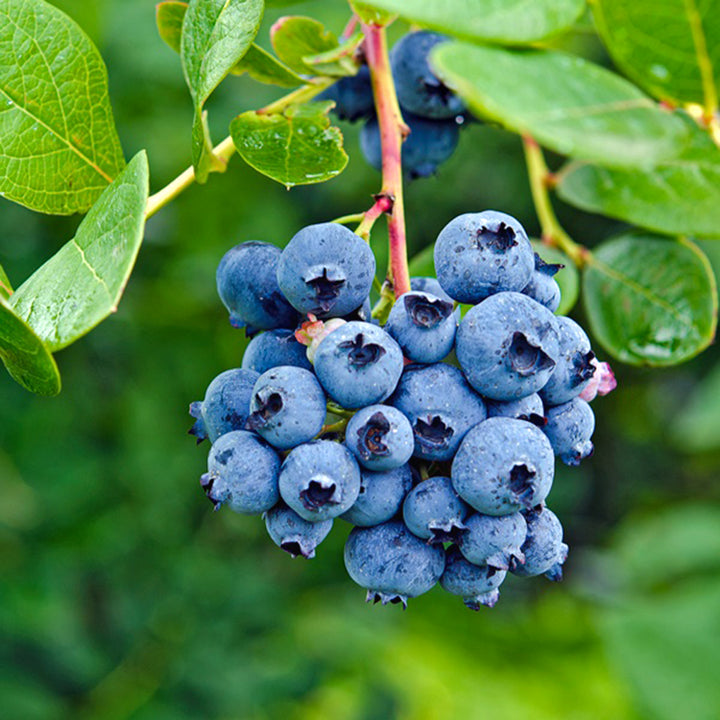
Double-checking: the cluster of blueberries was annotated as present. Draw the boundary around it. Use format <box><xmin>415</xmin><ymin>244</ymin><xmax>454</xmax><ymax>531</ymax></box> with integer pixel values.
<box><xmin>320</xmin><ymin>30</ymin><xmax>467</xmax><ymax>179</ymax></box>
<box><xmin>189</xmin><ymin>210</ymin><xmax>610</xmax><ymax>609</ymax></box>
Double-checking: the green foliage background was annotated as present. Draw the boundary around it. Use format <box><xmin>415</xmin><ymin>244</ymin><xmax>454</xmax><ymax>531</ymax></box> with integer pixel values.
<box><xmin>1</xmin><ymin>1</ymin><xmax>719</xmax><ymax>718</ymax></box>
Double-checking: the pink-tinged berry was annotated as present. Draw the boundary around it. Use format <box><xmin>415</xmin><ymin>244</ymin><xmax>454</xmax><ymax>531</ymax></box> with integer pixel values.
<box><xmin>295</xmin><ymin>314</ymin><xmax>347</xmax><ymax>363</ymax></box>
<box><xmin>579</xmin><ymin>359</ymin><xmax>617</xmax><ymax>402</ymax></box>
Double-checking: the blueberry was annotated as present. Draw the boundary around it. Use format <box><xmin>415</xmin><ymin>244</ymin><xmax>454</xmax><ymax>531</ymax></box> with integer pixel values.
<box><xmin>521</xmin><ymin>253</ymin><xmax>562</xmax><ymax>313</ymax></box>
<box><xmin>264</xmin><ymin>503</ymin><xmax>333</xmax><ymax>559</ymax></box>
<box><xmin>543</xmin><ymin>398</ymin><xmax>595</xmax><ymax>466</ymax></box>
<box><xmin>403</xmin><ymin>476</ymin><xmax>470</xmax><ymax>543</ymax></box>
<box><xmin>390</xmin><ymin>31</ymin><xmax>465</xmax><ymax>120</ymax></box>
<box><xmin>456</xmin><ymin>291</ymin><xmax>560</xmax><ymax>401</ymax></box>
<box><xmin>539</xmin><ymin>317</ymin><xmax>596</xmax><ymax>407</ymax></box>
<box><xmin>452</xmin><ymin>417</ymin><xmax>555</xmax><ymax>516</ymax></box>
<box><xmin>486</xmin><ymin>393</ymin><xmax>546</xmax><ymax>427</ymax></box>
<box><xmin>345</xmin><ymin>404</ymin><xmax>414</xmax><ymax>471</ymax></box>
<box><xmin>440</xmin><ymin>545</ymin><xmax>507</xmax><ymax>610</ymax></box>
<box><xmin>344</xmin><ymin>521</ymin><xmax>446</xmax><ymax>607</ymax></box>
<box><xmin>318</xmin><ymin>66</ymin><xmax>374</xmax><ymax>122</ymax></box>
<box><xmin>246</xmin><ymin>366</ymin><xmax>326</xmax><ymax>450</ymax></box>
<box><xmin>279</xmin><ymin>440</ymin><xmax>361</xmax><ymax>522</ymax></box>
<box><xmin>389</xmin><ymin>363</ymin><xmax>486</xmax><ymax>461</ymax></box>
<box><xmin>242</xmin><ymin>329</ymin><xmax>312</xmax><ymax>374</ymax></box>
<box><xmin>216</xmin><ymin>241</ymin><xmax>297</xmax><ymax>332</ymax></box>
<box><xmin>313</xmin><ymin>321</ymin><xmax>404</xmax><ymax>409</ymax></box>
<box><xmin>511</xmin><ymin>507</ymin><xmax>568</xmax><ymax>581</ymax></box>
<box><xmin>341</xmin><ymin>464</ymin><xmax>413</xmax><ymax>527</ymax></box>
<box><xmin>434</xmin><ymin>211</ymin><xmax>535</xmax><ymax>303</ymax></box>
<box><xmin>189</xmin><ymin>368</ymin><xmax>260</xmax><ymax>443</ymax></box>
<box><xmin>361</xmin><ymin>112</ymin><xmax>460</xmax><ymax>179</ymax></box>
<box><xmin>201</xmin><ymin>430</ymin><xmax>280</xmax><ymax>514</ymax></box>
<box><xmin>276</xmin><ymin>223</ymin><xmax>376</xmax><ymax>318</ymax></box>
<box><xmin>457</xmin><ymin>512</ymin><xmax>527</xmax><ymax>570</ymax></box>
<box><xmin>385</xmin><ymin>291</ymin><xmax>457</xmax><ymax>363</ymax></box>
<box><xmin>410</xmin><ymin>276</ymin><xmax>454</xmax><ymax>304</ymax></box>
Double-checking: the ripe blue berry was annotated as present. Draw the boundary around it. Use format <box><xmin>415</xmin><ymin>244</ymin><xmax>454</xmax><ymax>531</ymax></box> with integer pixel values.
<box><xmin>264</xmin><ymin>504</ymin><xmax>333</xmax><ymax>559</ymax></box>
<box><xmin>486</xmin><ymin>393</ymin><xmax>546</xmax><ymax>427</ymax></box>
<box><xmin>434</xmin><ymin>211</ymin><xmax>535</xmax><ymax>303</ymax></box>
<box><xmin>440</xmin><ymin>545</ymin><xmax>507</xmax><ymax>610</ymax></box>
<box><xmin>456</xmin><ymin>291</ymin><xmax>560</xmax><ymax>401</ymax></box>
<box><xmin>390</xmin><ymin>31</ymin><xmax>465</xmax><ymax>120</ymax></box>
<box><xmin>313</xmin><ymin>321</ymin><xmax>404</xmax><ymax>409</ymax></box>
<box><xmin>543</xmin><ymin>398</ymin><xmax>595</xmax><ymax>466</ymax></box>
<box><xmin>457</xmin><ymin>512</ymin><xmax>527</xmax><ymax>570</ymax></box>
<box><xmin>410</xmin><ymin>276</ymin><xmax>455</xmax><ymax>304</ymax></box>
<box><xmin>279</xmin><ymin>440</ymin><xmax>361</xmax><ymax>522</ymax></box>
<box><xmin>345</xmin><ymin>405</ymin><xmax>414</xmax><ymax>471</ymax></box>
<box><xmin>403</xmin><ymin>476</ymin><xmax>470</xmax><ymax>543</ymax></box>
<box><xmin>344</xmin><ymin>521</ymin><xmax>446</xmax><ymax>607</ymax></box>
<box><xmin>521</xmin><ymin>253</ymin><xmax>562</xmax><ymax>312</ymax></box>
<box><xmin>318</xmin><ymin>66</ymin><xmax>374</xmax><ymax>122</ymax></box>
<box><xmin>216</xmin><ymin>242</ymin><xmax>297</xmax><ymax>332</ymax></box>
<box><xmin>510</xmin><ymin>507</ymin><xmax>568</xmax><ymax>581</ymax></box>
<box><xmin>389</xmin><ymin>363</ymin><xmax>486</xmax><ymax>461</ymax></box>
<box><xmin>385</xmin><ymin>291</ymin><xmax>457</xmax><ymax>363</ymax></box>
<box><xmin>189</xmin><ymin>368</ymin><xmax>260</xmax><ymax>443</ymax></box>
<box><xmin>276</xmin><ymin>223</ymin><xmax>375</xmax><ymax>318</ymax></box>
<box><xmin>246</xmin><ymin>366</ymin><xmax>326</xmax><ymax>450</ymax></box>
<box><xmin>341</xmin><ymin>464</ymin><xmax>413</xmax><ymax>527</ymax></box>
<box><xmin>201</xmin><ymin>430</ymin><xmax>280</xmax><ymax>514</ymax></box>
<box><xmin>452</xmin><ymin>417</ymin><xmax>555</xmax><ymax>516</ymax></box>
<box><xmin>242</xmin><ymin>329</ymin><xmax>312</xmax><ymax>374</ymax></box>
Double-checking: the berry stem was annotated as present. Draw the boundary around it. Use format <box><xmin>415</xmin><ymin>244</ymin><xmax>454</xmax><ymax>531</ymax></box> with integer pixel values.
<box><xmin>355</xmin><ymin>193</ymin><xmax>394</xmax><ymax>241</ymax></box>
<box><xmin>362</xmin><ymin>21</ymin><xmax>411</xmax><ymax>298</ymax></box>
<box><xmin>522</xmin><ymin>135</ymin><xmax>589</xmax><ymax>268</ymax></box>
<box><xmin>145</xmin><ymin>78</ymin><xmax>336</xmax><ymax>219</ymax></box>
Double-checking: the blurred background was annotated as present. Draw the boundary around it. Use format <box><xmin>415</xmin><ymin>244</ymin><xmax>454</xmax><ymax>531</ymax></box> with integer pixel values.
<box><xmin>1</xmin><ymin>1</ymin><xmax>720</xmax><ymax>718</ymax></box>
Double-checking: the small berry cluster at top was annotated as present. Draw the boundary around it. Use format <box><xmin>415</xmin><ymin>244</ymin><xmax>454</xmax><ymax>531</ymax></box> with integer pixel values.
<box><xmin>188</xmin><ymin>210</ymin><xmax>616</xmax><ymax>610</ymax></box>
<box><xmin>320</xmin><ymin>30</ymin><xmax>467</xmax><ymax>179</ymax></box>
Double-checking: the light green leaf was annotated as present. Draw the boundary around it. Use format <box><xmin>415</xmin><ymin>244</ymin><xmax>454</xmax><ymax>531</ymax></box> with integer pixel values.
<box><xmin>158</xmin><ymin>1</ymin><xmax>301</xmax><ymax>86</ymax></box>
<box><xmin>181</xmin><ymin>0</ymin><xmax>264</xmax><ymax>181</ymax></box>
<box><xmin>0</xmin><ymin>264</ymin><xmax>11</xmax><ymax>300</ymax></box>
<box><xmin>0</xmin><ymin>297</ymin><xmax>60</xmax><ymax>395</ymax></box>
<box><xmin>433</xmin><ymin>43</ymin><xmax>689</xmax><ymax>168</ymax></box>
<box><xmin>351</xmin><ymin>1</ymin><xmax>396</xmax><ymax>26</ymax></box>
<box><xmin>230</xmin><ymin>102</ymin><xmax>348</xmax><ymax>187</ymax></box>
<box><xmin>593</xmin><ymin>0</ymin><xmax>720</xmax><ymax>108</ymax></box>
<box><xmin>9</xmin><ymin>151</ymin><xmax>149</xmax><ymax>352</ymax></box>
<box><xmin>357</xmin><ymin>0</ymin><xmax>585</xmax><ymax>44</ymax></box>
<box><xmin>270</xmin><ymin>16</ymin><xmax>338</xmax><ymax>75</ymax></box>
<box><xmin>303</xmin><ymin>32</ymin><xmax>364</xmax><ymax>77</ymax></box>
<box><xmin>530</xmin><ymin>241</ymin><xmax>579</xmax><ymax>315</ymax></box>
<box><xmin>0</xmin><ymin>0</ymin><xmax>125</xmax><ymax>215</ymax></box>
<box><xmin>583</xmin><ymin>234</ymin><xmax>717</xmax><ymax>366</ymax></box>
<box><xmin>408</xmin><ymin>244</ymin><xmax>435</xmax><ymax>277</ymax></box>
<box><xmin>558</xmin><ymin>116</ymin><xmax>720</xmax><ymax>237</ymax></box>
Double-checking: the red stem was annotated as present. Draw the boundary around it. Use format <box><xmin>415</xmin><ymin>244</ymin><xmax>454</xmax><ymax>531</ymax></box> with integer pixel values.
<box><xmin>361</xmin><ymin>22</ymin><xmax>411</xmax><ymax>298</ymax></box>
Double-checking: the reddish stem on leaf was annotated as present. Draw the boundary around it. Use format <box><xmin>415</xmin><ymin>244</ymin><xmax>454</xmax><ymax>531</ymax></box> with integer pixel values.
<box><xmin>362</xmin><ymin>22</ymin><xmax>411</xmax><ymax>298</ymax></box>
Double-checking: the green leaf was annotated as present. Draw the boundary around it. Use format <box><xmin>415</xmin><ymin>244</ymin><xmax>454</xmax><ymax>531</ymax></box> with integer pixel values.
<box><xmin>303</xmin><ymin>32</ymin><xmax>364</xmax><ymax>77</ymax></box>
<box><xmin>558</xmin><ymin>116</ymin><xmax>720</xmax><ymax>237</ymax></box>
<box><xmin>592</xmin><ymin>0</ymin><xmax>720</xmax><ymax>108</ymax></box>
<box><xmin>408</xmin><ymin>244</ymin><xmax>435</xmax><ymax>277</ymax></box>
<box><xmin>351</xmin><ymin>1</ymin><xmax>396</xmax><ymax>26</ymax></box>
<box><xmin>671</xmin><ymin>363</ymin><xmax>720</xmax><ymax>452</ymax></box>
<box><xmin>357</xmin><ymin>0</ymin><xmax>585</xmax><ymax>44</ymax></box>
<box><xmin>181</xmin><ymin>0</ymin><xmax>264</xmax><ymax>181</ymax></box>
<box><xmin>0</xmin><ymin>297</ymin><xmax>60</xmax><ymax>395</ymax></box>
<box><xmin>432</xmin><ymin>43</ymin><xmax>689</xmax><ymax>168</ymax></box>
<box><xmin>9</xmin><ymin>151</ymin><xmax>149</xmax><ymax>352</ymax></box>
<box><xmin>582</xmin><ymin>233</ymin><xmax>717</xmax><ymax>366</ymax></box>
<box><xmin>270</xmin><ymin>16</ymin><xmax>338</xmax><ymax>75</ymax></box>
<box><xmin>230</xmin><ymin>102</ymin><xmax>348</xmax><ymax>187</ymax></box>
<box><xmin>0</xmin><ymin>264</ymin><xmax>11</xmax><ymax>300</ymax></box>
<box><xmin>0</xmin><ymin>0</ymin><xmax>125</xmax><ymax>215</ymax></box>
<box><xmin>158</xmin><ymin>2</ymin><xmax>301</xmax><ymax>87</ymax></box>
<box><xmin>530</xmin><ymin>241</ymin><xmax>579</xmax><ymax>315</ymax></box>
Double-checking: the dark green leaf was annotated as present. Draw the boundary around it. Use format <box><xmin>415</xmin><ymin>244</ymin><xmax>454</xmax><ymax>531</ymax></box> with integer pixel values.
<box><xmin>0</xmin><ymin>0</ymin><xmax>125</xmax><ymax>215</ymax></box>
<box><xmin>558</xmin><ymin>116</ymin><xmax>720</xmax><ymax>237</ymax></box>
<box><xmin>0</xmin><ymin>264</ymin><xmax>11</xmax><ymax>300</ymax></box>
<box><xmin>9</xmin><ymin>151</ymin><xmax>149</xmax><ymax>352</ymax></box>
<box><xmin>530</xmin><ymin>241</ymin><xmax>579</xmax><ymax>315</ymax></box>
<box><xmin>0</xmin><ymin>297</ymin><xmax>60</xmax><ymax>396</ymax></box>
<box><xmin>357</xmin><ymin>0</ymin><xmax>585</xmax><ymax>44</ymax></box>
<box><xmin>433</xmin><ymin>43</ymin><xmax>689</xmax><ymax>168</ymax></box>
<box><xmin>270</xmin><ymin>16</ymin><xmax>338</xmax><ymax>75</ymax></box>
<box><xmin>230</xmin><ymin>102</ymin><xmax>348</xmax><ymax>187</ymax></box>
<box><xmin>583</xmin><ymin>234</ymin><xmax>717</xmax><ymax>366</ymax></box>
<box><xmin>593</xmin><ymin>0</ymin><xmax>720</xmax><ymax>107</ymax></box>
<box><xmin>181</xmin><ymin>0</ymin><xmax>264</xmax><ymax>181</ymax></box>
